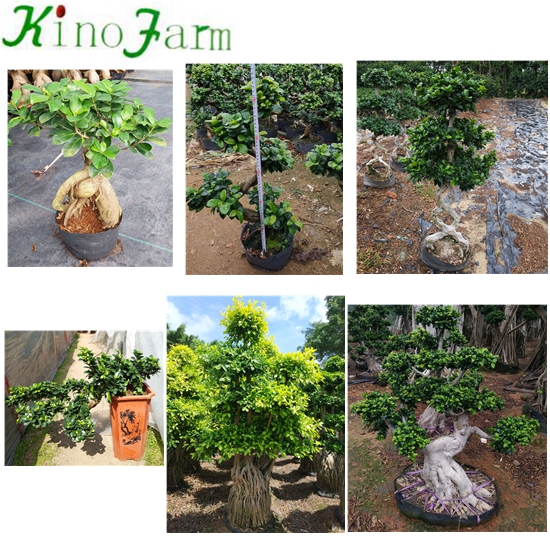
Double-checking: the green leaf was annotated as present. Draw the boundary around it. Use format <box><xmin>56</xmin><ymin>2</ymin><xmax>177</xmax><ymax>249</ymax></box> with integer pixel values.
<box><xmin>121</xmin><ymin>104</ymin><xmax>134</xmax><ymax>120</ymax></box>
<box><xmin>62</xmin><ymin>136</ymin><xmax>83</xmax><ymax>157</ymax></box>
<box><xmin>8</xmin><ymin>116</ymin><xmax>21</xmax><ymax>130</ymax></box>
<box><xmin>29</xmin><ymin>93</ymin><xmax>49</xmax><ymax>104</ymax></box>
<box><xmin>135</xmin><ymin>143</ymin><xmax>153</xmax><ymax>158</ymax></box>
<box><xmin>11</xmin><ymin>89</ymin><xmax>22</xmax><ymax>104</ymax></box>
<box><xmin>143</xmin><ymin>107</ymin><xmax>156</xmax><ymax>125</ymax></box>
<box><xmin>145</xmin><ymin>136</ymin><xmax>167</xmax><ymax>146</ymax></box>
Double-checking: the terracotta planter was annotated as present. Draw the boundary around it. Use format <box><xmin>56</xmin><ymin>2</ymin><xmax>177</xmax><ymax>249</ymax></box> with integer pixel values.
<box><xmin>110</xmin><ymin>382</ymin><xmax>156</xmax><ymax>461</ymax></box>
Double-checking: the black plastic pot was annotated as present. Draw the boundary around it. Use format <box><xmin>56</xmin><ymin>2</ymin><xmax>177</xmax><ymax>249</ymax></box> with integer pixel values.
<box><xmin>395</xmin><ymin>463</ymin><xmax>498</xmax><ymax>526</ymax></box>
<box><xmin>195</xmin><ymin>126</ymin><xmax>208</xmax><ymax>139</ymax></box>
<box><xmin>284</xmin><ymin>125</ymin><xmax>303</xmax><ymax>140</ymax></box>
<box><xmin>420</xmin><ymin>241</ymin><xmax>471</xmax><ymax>272</ymax></box>
<box><xmin>276</xmin><ymin>117</ymin><xmax>293</xmax><ymax>133</ymax></box>
<box><xmin>293</xmin><ymin>135</ymin><xmax>324</xmax><ymax>154</ymax></box>
<box><xmin>57</xmin><ymin>214</ymin><xmax>122</xmax><ymax>261</ymax></box>
<box><xmin>313</xmin><ymin>127</ymin><xmax>338</xmax><ymax>144</ymax></box>
<box><xmin>259</xmin><ymin>122</ymin><xmax>278</xmax><ymax>138</ymax></box>
<box><xmin>201</xmin><ymin>137</ymin><xmax>221</xmax><ymax>151</ymax></box>
<box><xmin>241</xmin><ymin>224</ymin><xmax>294</xmax><ymax>272</ymax></box>
<box><xmin>390</xmin><ymin>156</ymin><xmax>406</xmax><ymax>172</ymax></box>
<box><xmin>363</xmin><ymin>172</ymin><xmax>395</xmax><ymax>188</ymax></box>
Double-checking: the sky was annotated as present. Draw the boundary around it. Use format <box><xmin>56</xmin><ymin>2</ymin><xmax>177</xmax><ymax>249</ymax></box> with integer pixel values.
<box><xmin>167</xmin><ymin>295</ymin><xmax>327</xmax><ymax>353</ymax></box>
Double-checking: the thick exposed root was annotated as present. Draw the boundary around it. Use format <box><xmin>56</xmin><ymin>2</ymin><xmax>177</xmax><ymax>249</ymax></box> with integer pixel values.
<box><xmin>227</xmin><ymin>454</ymin><xmax>274</xmax><ymax>531</ymax></box>
<box><xmin>314</xmin><ymin>449</ymin><xmax>344</xmax><ymax>496</ymax></box>
<box><xmin>53</xmin><ymin>166</ymin><xmax>121</xmax><ymax>228</ymax></box>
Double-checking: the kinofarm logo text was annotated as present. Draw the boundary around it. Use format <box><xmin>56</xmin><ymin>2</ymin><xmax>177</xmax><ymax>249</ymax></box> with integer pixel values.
<box><xmin>2</xmin><ymin>5</ymin><xmax>232</xmax><ymax>57</ymax></box>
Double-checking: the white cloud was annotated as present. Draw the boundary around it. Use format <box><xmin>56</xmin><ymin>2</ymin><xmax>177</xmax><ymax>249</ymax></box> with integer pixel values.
<box><xmin>267</xmin><ymin>296</ymin><xmax>326</xmax><ymax>322</ymax></box>
<box><xmin>167</xmin><ymin>300</ymin><xmax>217</xmax><ymax>340</ymax></box>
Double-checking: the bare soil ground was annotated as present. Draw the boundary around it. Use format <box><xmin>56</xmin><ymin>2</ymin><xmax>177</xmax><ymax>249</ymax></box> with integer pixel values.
<box><xmin>167</xmin><ymin>455</ymin><xmax>344</xmax><ymax>533</ymax></box>
<box><xmin>347</xmin><ymin>347</ymin><xmax>547</xmax><ymax>531</ymax></box>
<box><xmin>357</xmin><ymin>98</ymin><xmax>548</xmax><ymax>274</ymax></box>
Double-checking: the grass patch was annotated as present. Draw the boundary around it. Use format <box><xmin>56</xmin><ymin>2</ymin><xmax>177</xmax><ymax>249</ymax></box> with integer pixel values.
<box><xmin>143</xmin><ymin>426</ymin><xmax>164</xmax><ymax>466</ymax></box>
<box><xmin>358</xmin><ymin>247</ymin><xmax>389</xmax><ymax>272</ymax></box>
<box><xmin>413</xmin><ymin>181</ymin><xmax>436</xmax><ymax>201</ymax></box>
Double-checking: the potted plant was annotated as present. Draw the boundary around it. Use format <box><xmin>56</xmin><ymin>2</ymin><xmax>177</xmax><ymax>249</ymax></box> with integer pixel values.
<box><xmin>357</xmin><ymin>67</ymin><xmax>403</xmax><ymax>187</ymax></box>
<box><xmin>186</xmin><ymin>133</ymin><xmax>302</xmax><ymax>271</ymax></box>
<box><xmin>5</xmin><ymin>347</ymin><xmax>161</xmax><ymax>461</ymax></box>
<box><xmin>7</xmin><ymin>75</ymin><xmax>172</xmax><ymax>261</ymax></box>
<box><xmin>350</xmin><ymin>305</ymin><xmax>539</xmax><ymax>526</ymax></box>
<box><xmin>402</xmin><ymin>66</ymin><xmax>498</xmax><ymax>270</ymax></box>
<box><xmin>305</xmin><ymin>142</ymin><xmax>344</xmax><ymax>188</ymax></box>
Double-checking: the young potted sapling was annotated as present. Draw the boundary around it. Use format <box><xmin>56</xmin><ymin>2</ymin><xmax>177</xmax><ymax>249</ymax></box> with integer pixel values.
<box><xmin>7</xmin><ymin>74</ymin><xmax>172</xmax><ymax>261</ymax></box>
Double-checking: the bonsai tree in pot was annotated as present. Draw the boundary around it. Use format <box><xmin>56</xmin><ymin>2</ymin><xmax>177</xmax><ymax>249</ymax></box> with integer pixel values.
<box><xmin>186</xmin><ymin>139</ymin><xmax>302</xmax><ymax>269</ymax></box>
<box><xmin>193</xmin><ymin>297</ymin><xmax>322</xmax><ymax>531</ymax></box>
<box><xmin>350</xmin><ymin>305</ymin><xmax>539</xmax><ymax>525</ymax></box>
<box><xmin>7</xmin><ymin>76</ymin><xmax>172</xmax><ymax>259</ymax></box>
<box><xmin>402</xmin><ymin>66</ymin><xmax>498</xmax><ymax>266</ymax></box>
<box><xmin>5</xmin><ymin>347</ymin><xmax>161</xmax><ymax>460</ymax></box>
<box><xmin>357</xmin><ymin>67</ymin><xmax>402</xmax><ymax>186</ymax></box>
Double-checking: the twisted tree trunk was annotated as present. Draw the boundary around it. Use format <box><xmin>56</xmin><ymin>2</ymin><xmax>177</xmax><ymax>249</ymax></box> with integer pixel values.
<box><xmin>227</xmin><ymin>454</ymin><xmax>275</xmax><ymax>530</ymax></box>
<box><xmin>422</xmin><ymin>412</ymin><xmax>492</xmax><ymax>512</ymax></box>
<box><xmin>53</xmin><ymin>153</ymin><xmax>122</xmax><ymax>228</ymax></box>
<box><xmin>167</xmin><ymin>445</ymin><xmax>201</xmax><ymax>488</ymax></box>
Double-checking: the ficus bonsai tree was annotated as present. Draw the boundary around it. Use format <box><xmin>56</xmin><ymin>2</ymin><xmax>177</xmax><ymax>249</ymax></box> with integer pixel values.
<box><xmin>305</xmin><ymin>142</ymin><xmax>344</xmax><ymax>187</ymax></box>
<box><xmin>351</xmin><ymin>305</ymin><xmax>539</xmax><ymax>521</ymax></box>
<box><xmin>7</xmin><ymin>76</ymin><xmax>172</xmax><ymax>230</ymax></box>
<box><xmin>192</xmin><ymin>297</ymin><xmax>322</xmax><ymax>531</ymax></box>
<box><xmin>186</xmin><ymin>147</ymin><xmax>302</xmax><ymax>253</ymax></box>
<box><xmin>309</xmin><ymin>355</ymin><xmax>345</xmax><ymax>497</ymax></box>
<box><xmin>5</xmin><ymin>347</ymin><xmax>161</xmax><ymax>444</ymax></box>
<box><xmin>358</xmin><ymin>67</ymin><xmax>402</xmax><ymax>182</ymax></box>
<box><xmin>402</xmin><ymin>66</ymin><xmax>498</xmax><ymax>261</ymax></box>
<box><xmin>166</xmin><ymin>344</ymin><xmax>209</xmax><ymax>487</ymax></box>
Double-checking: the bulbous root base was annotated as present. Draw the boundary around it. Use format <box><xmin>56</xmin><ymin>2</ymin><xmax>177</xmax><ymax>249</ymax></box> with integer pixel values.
<box><xmin>395</xmin><ymin>464</ymin><xmax>498</xmax><ymax>526</ymax></box>
<box><xmin>52</xmin><ymin>165</ymin><xmax>122</xmax><ymax>229</ymax></box>
<box><xmin>314</xmin><ymin>450</ymin><xmax>344</xmax><ymax>497</ymax></box>
<box><xmin>226</xmin><ymin>454</ymin><xmax>275</xmax><ymax>531</ymax></box>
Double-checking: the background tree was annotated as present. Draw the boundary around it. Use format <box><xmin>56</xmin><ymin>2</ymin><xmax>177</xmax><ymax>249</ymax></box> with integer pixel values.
<box><xmin>302</xmin><ymin>295</ymin><xmax>345</xmax><ymax>361</ymax></box>
<box><xmin>310</xmin><ymin>355</ymin><xmax>345</xmax><ymax>497</ymax></box>
<box><xmin>166</xmin><ymin>323</ymin><xmax>203</xmax><ymax>351</ymax></box>
<box><xmin>166</xmin><ymin>344</ymin><xmax>208</xmax><ymax>488</ymax></box>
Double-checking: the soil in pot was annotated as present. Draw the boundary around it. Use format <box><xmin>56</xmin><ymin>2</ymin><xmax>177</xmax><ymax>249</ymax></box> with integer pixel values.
<box><xmin>394</xmin><ymin>463</ymin><xmax>498</xmax><ymax>526</ymax></box>
<box><xmin>422</xmin><ymin>236</ymin><xmax>470</xmax><ymax>270</ymax></box>
<box><xmin>241</xmin><ymin>223</ymin><xmax>294</xmax><ymax>272</ymax></box>
<box><xmin>56</xmin><ymin>200</ymin><xmax>122</xmax><ymax>261</ymax></box>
